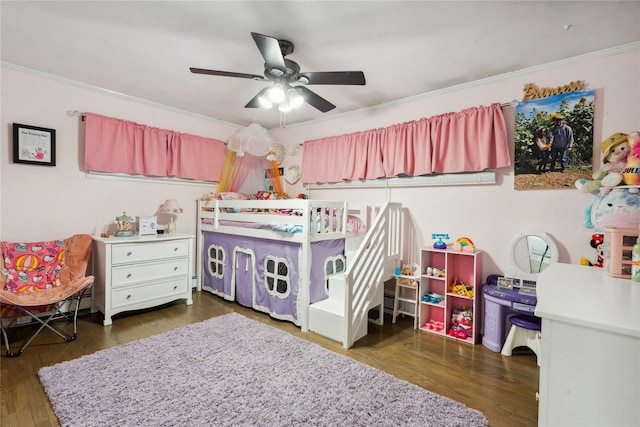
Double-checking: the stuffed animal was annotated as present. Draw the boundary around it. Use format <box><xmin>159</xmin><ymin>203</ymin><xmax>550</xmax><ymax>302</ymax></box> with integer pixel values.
<box><xmin>583</xmin><ymin>188</ymin><xmax>640</xmax><ymax>232</ymax></box>
<box><xmin>401</xmin><ymin>265</ymin><xmax>415</xmax><ymax>276</ymax></box>
<box><xmin>622</xmin><ymin>131</ymin><xmax>640</xmax><ymax>186</ymax></box>
<box><xmin>575</xmin><ymin>132</ymin><xmax>629</xmax><ymax>193</ymax></box>
<box><xmin>398</xmin><ymin>264</ymin><xmax>418</xmax><ymax>286</ymax></box>
<box><xmin>579</xmin><ymin>233</ymin><xmax>605</xmax><ymax>267</ymax></box>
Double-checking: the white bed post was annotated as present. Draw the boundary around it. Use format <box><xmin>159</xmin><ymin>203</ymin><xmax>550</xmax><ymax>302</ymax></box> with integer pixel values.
<box><xmin>298</xmin><ymin>203</ymin><xmax>312</xmax><ymax>332</ymax></box>
<box><xmin>196</xmin><ymin>199</ymin><xmax>203</xmax><ymax>291</ymax></box>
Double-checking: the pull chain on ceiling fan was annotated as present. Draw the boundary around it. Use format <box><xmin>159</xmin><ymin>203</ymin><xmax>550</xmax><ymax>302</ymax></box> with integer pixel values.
<box><xmin>190</xmin><ymin>32</ymin><xmax>365</xmax><ymax>113</ymax></box>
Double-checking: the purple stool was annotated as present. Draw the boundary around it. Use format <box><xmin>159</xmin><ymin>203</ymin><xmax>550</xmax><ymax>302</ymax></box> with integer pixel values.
<box><xmin>501</xmin><ymin>315</ymin><xmax>542</xmax><ymax>366</ymax></box>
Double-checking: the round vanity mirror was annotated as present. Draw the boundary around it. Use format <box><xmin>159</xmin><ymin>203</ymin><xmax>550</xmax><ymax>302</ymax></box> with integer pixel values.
<box><xmin>505</xmin><ymin>231</ymin><xmax>559</xmax><ymax>282</ymax></box>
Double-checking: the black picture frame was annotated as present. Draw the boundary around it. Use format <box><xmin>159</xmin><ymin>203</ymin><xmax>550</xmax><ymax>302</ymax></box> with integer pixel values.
<box><xmin>13</xmin><ymin>123</ymin><xmax>56</xmax><ymax>166</ymax></box>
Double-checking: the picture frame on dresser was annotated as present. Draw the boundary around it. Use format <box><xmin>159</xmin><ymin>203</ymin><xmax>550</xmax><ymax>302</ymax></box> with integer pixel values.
<box><xmin>12</xmin><ymin>123</ymin><xmax>56</xmax><ymax>166</ymax></box>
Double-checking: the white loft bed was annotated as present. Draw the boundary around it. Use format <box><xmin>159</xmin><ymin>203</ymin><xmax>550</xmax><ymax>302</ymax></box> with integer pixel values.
<box><xmin>196</xmin><ymin>197</ymin><xmax>402</xmax><ymax>347</ymax></box>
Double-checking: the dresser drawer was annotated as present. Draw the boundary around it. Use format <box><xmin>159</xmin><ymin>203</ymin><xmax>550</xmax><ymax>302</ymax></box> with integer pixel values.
<box><xmin>111</xmin><ymin>240</ymin><xmax>189</xmax><ymax>265</ymax></box>
<box><xmin>111</xmin><ymin>258</ymin><xmax>189</xmax><ymax>287</ymax></box>
<box><xmin>111</xmin><ymin>277</ymin><xmax>189</xmax><ymax>309</ymax></box>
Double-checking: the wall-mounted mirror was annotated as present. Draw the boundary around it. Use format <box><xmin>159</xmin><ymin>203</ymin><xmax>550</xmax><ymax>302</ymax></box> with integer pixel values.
<box><xmin>505</xmin><ymin>231</ymin><xmax>559</xmax><ymax>282</ymax></box>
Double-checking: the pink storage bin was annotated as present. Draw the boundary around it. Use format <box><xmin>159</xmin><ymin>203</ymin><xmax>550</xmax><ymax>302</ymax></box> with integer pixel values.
<box><xmin>603</xmin><ymin>227</ymin><xmax>639</xmax><ymax>278</ymax></box>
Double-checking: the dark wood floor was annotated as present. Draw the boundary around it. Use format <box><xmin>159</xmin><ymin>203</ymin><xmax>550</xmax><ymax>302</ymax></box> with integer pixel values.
<box><xmin>1</xmin><ymin>291</ymin><xmax>539</xmax><ymax>427</ymax></box>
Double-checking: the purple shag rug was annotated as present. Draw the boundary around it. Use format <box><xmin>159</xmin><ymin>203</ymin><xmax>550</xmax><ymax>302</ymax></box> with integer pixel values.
<box><xmin>39</xmin><ymin>313</ymin><xmax>488</xmax><ymax>426</ymax></box>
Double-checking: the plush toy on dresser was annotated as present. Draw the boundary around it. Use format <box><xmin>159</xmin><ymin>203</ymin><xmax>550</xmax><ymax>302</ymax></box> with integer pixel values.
<box><xmin>580</xmin><ymin>233</ymin><xmax>605</xmax><ymax>267</ymax></box>
<box><xmin>575</xmin><ymin>132</ymin><xmax>629</xmax><ymax>193</ymax></box>
<box><xmin>622</xmin><ymin>131</ymin><xmax>640</xmax><ymax>186</ymax></box>
<box><xmin>584</xmin><ymin>188</ymin><xmax>640</xmax><ymax>232</ymax></box>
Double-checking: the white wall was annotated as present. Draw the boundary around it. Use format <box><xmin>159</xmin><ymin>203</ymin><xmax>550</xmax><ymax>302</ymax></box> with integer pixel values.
<box><xmin>270</xmin><ymin>44</ymin><xmax>640</xmax><ymax>277</ymax></box>
<box><xmin>1</xmin><ymin>66</ymin><xmax>240</xmax><ymax>242</ymax></box>
<box><xmin>2</xmin><ymin>44</ymin><xmax>639</xmax><ymax>280</ymax></box>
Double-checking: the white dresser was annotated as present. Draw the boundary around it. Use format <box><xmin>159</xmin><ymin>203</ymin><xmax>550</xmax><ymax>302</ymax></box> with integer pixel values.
<box><xmin>536</xmin><ymin>263</ymin><xmax>640</xmax><ymax>427</ymax></box>
<box><xmin>92</xmin><ymin>233</ymin><xmax>194</xmax><ymax>326</ymax></box>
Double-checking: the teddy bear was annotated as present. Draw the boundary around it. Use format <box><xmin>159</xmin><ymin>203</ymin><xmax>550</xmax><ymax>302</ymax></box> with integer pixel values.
<box><xmin>575</xmin><ymin>132</ymin><xmax>629</xmax><ymax>193</ymax></box>
<box><xmin>622</xmin><ymin>131</ymin><xmax>640</xmax><ymax>186</ymax></box>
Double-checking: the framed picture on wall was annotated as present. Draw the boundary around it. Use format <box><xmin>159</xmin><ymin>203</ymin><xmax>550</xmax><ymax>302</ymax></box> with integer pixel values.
<box><xmin>13</xmin><ymin>123</ymin><xmax>56</xmax><ymax>166</ymax></box>
<box><xmin>265</xmin><ymin>167</ymin><xmax>284</xmax><ymax>179</ymax></box>
<box><xmin>513</xmin><ymin>89</ymin><xmax>594</xmax><ymax>190</ymax></box>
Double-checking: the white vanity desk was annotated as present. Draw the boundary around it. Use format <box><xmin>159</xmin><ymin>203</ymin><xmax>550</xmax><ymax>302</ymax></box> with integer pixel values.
<box><xmin>536</xmin><ymin>263</ymin><xmax>640</xmax><ymax>427</ymax></box>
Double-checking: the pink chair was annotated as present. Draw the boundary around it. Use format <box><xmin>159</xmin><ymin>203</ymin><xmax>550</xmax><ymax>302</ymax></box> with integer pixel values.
<box><xmin>0</xmin><ymin>234</ymin><xmax>94</xmax><ymax>357</ymax></box>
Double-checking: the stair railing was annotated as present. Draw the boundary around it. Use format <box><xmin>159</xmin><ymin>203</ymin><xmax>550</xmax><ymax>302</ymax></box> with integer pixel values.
<box><xmin>343</xmin><ymin>202</ymin><xmax>402</xmax><ymax>348</ymax></box>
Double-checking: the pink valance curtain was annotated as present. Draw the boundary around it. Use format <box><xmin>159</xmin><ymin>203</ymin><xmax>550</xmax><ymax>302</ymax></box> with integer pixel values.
<box><xmin>302</xmin><ymin>103</ymin><xmax>511</xmax><ymax>184</ymax></box>
<box><xmin>168</xmin><ymin>133</ymin><xmax>225</xmax><ymax>181</ymax></box>
<box><xmin>85</xmin><ymin>112</ymin><xmax>225</xmax><ymax>181</ymax></box>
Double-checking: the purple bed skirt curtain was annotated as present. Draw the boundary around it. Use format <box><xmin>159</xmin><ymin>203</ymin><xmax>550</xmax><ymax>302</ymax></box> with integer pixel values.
<box><xmin>301</xmin><ymin>103</ymin><xmax>511</xmax><ymax>184</ymax></box>
<box><xmin>201</xmin><ymin>232</ymin><xmax>344</xmax><ymax>321</ymax></box>
<box><xmin>84</xmin><ymin>112</ymin><xmax>226</xmax><ymax>181</ymax></box>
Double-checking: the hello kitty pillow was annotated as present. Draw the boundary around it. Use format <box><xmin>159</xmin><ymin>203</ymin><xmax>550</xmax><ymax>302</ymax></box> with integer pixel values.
<box><xmin>1</xmin><ymin>240</ymin><xmax>65</xmax><ymax>293</ymax></box>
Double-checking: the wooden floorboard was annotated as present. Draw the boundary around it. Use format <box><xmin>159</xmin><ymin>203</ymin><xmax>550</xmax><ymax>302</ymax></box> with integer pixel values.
<box><xmin>0</xmin><ymin>291</ymin><xmax>538</xmax><ymax>427</ymax></box>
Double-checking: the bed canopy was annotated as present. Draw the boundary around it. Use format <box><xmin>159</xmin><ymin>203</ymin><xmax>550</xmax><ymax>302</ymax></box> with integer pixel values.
<box><xmin>217</xmin><ymin>123</ymin><xmax>284</xmax><ymax>196</ymax></box>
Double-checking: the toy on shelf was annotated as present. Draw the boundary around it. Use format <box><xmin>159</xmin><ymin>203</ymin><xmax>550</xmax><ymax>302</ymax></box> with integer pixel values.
<box><xmin>422</xmin><ymin>293</ymin><xmax>443</xmax><ymax>304</ymax></box>
<box><xmin>575</xmin><ymin>132</ymin><xmax>629</xmax><ymax>193</ymax></box>
<box><xmin>453</xmin><ymin>237</ymin><xmax>475</xmax><ymax>252</ymax></box>
<box><xmin>583</xmin><ymin>187</ymin><xmax>640</xmax><ymax>232</ymax></box>
<box><xmin>431</xmin><ymin>233</ymin><xmax>449</xmax><ymax>249</ymax></box>
<box><xmin>423</xmin><ymin>319</ymin><xmax>444</xmax><ymax>331</ymax></box>
<box><xmin>449</xmin><ymin>306</ymin><xmax>473</xmax><ymax>339</ymax></box>
<box><xmin>425</xmin><ymin>267</ymin><xmax>445</xmax><ymax>277</ymax></box>
<box><xmin>579</xmin><ymin>233</ymin><xmax>604</xmax><ymax>268</ymax></box>
<box><xmin>397</xmin><ymin>264</ymin><xmax>419</xmax><ymax>287</ymax></box>
<box><xmin>115</xmin><ymin>211</ymin><xmax>134</xmax><ymax>237</ymax></box>
<box><xmin>448</xmin><ymin>278</ymin><xmax>474</xmax><ymax>298</ymax></box>
<box><xmin>622</xmin><ymin>131</ymin><xmax>640</xmax><ymax>186</ymax></box>
<box><xmin>401</xmin><ymin>264</ymin><xmax>416</xmax><ymax>276</ymax></box>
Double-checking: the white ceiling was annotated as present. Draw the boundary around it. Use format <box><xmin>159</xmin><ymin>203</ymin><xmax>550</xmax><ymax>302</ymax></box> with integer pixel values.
<box><xmin>2</xmin><ymin>1</ymin><xmax>639</xmax><ymax>130</ymax></box>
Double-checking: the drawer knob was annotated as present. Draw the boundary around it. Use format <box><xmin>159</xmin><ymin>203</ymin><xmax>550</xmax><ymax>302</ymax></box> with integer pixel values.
<box><xmin>127</xmin><ymin>273</ymin><xmax>132</xmax><ymax>278</ymax></box>
<box><xmin>173</xmin><ymin>285</ymin><xmax>178</xmax><ymax>290</ymax></box>
<box><xmin>173</xmin><ymin>247</ymin><xmax>178</xmax><ymax>252</ymax></box>
<box><xmin>173</xmin><ymin>266</ymin><xmax>178</xmax><ymax>271</ymax></box>
<box><xmin>126</xmin><ymin>294</ymin><xmax>132</xmax><ymax>299</ymax></box>
<box><xmin>127</xmin><ymin>252</ymin><xmax>133</xmax><ymax>256</ymax></box>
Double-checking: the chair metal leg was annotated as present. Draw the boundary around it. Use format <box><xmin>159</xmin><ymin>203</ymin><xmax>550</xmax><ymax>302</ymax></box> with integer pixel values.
<box><xmin>0</xmin><ymin>289</ymin><xmax>88</xmax><ymax>357</ymax></box>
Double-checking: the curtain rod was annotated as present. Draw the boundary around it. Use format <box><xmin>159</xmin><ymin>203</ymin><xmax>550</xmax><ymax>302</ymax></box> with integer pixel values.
<box><xmin>501</xmin><ymin>100</ymin><xmax>519</xmax><ymax>107</ymax></box>
<box><xmin>67</xmin><ymin>110</ymin><xmax>86</xmax><ymax>121</ymax></box>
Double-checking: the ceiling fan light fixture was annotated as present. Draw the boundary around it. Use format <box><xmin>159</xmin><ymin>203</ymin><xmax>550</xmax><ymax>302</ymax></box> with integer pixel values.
<box><xmin>258</xmin><ymin>95</ymin><xmax>273</xmax><ymax>109</ymax></box>
<box><xmin>287</xmin><ymin>88</ymin><xmax>304</xmax><ymax>108</ymax></box>
<box><xmin>278</xmin><ymin>99</ymin><xmax>293</xmax><ymax>113</ymax></box>
<box><xmin>267</xmin><ymin>83</ymin><xmax>286</xmax><ymax>103</ymax></box>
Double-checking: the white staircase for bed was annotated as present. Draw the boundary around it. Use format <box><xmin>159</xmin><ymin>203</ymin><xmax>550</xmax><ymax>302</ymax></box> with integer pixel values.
<box><xmin>309</xmin><ymin>202</ymin><xmax>402</xmax><ymax>348</ymax></box>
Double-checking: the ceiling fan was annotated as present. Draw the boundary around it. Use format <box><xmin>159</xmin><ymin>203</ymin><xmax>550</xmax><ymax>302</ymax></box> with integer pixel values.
<box><xmin>190</xmin><ymin>32</ymin><xmax>366</xmax><ymax>113</ymax></box>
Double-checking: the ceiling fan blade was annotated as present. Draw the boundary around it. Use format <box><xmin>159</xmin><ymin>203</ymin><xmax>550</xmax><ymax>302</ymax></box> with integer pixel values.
<box><xmin>296</xmin><ymin>86</ymin><xmax>336</xmax><ymax>113</ymax></box>
<box><xmin>190</xmin><ymin>67</ymin><xmax>266</xmax><ymax>81</ymax></box>
<box><xmin>245</xmin><ymin>88</ymin><xmax>270</xmax><ymax>108</ymax></box>
<box><xmin>299</xmin><ymin>71</ymin><xmax>366</xmax><ymax>85</ymax></box>
<box><xmin>251</xmin><ymin>32</ymin><xmax>287</xmax><ymax>72</ymax></box>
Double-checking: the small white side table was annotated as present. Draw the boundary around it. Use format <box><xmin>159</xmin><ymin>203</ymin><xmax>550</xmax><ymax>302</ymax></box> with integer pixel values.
<box><xmin>392</xmin><ymin>275</ymin><xmax>420</xmax><ymax>328</ymax></box>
